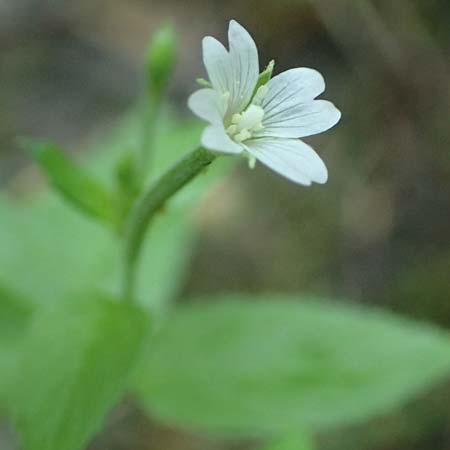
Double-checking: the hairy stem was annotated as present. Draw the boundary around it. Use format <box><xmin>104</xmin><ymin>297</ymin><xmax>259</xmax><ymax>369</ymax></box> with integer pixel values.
<box><xmin>122</xmin><ymin>147</ymin><xmax>216</xmax><ymax>302</ymax></box>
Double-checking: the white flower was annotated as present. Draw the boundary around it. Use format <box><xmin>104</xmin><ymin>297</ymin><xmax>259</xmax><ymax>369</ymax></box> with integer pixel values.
<box><xmin>188</xmin><ymin>20</ymin><xmax>341</xmax><ymax>186</ymax></box>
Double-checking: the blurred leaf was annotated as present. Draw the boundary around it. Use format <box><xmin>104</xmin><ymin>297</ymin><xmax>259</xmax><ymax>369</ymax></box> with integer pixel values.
<box><xmin>133</xmin><ymin>295</ymin><xmax>450</xmax><ymax>435</ymax></box>
<box><xmin>20</xmin><ymin>139</ymin><xmax>117</xmax><ymax>226</ymax></box>
<box><xmin>0</xmin><ymin>194</ymin><xmax>116</xmax><ymax>308</ymax></box>
<box><xmin>8</xmin><ymin>295</ymin><xmax>148</xmax><ymax>450</ymax></box>
<box><xmin>0</xmin><ymin>283</ymin><xmax>33</xmax><ymax>406</ymax></box>
<box><xmin>0</xmin><ymin>283</ymin><xmax>33</xmax><ymax>342</ymax></box>
<box><xmin>260</xmin><ymin>432</ymin><xmax>315</xmax><ymax>450</ymax></box>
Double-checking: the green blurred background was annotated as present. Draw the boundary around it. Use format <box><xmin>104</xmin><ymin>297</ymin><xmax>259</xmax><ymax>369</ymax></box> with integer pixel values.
<box><xmin>1</xmin><ymin>0</ymin><xmax>449</xmax><ymax>449</ymax></box>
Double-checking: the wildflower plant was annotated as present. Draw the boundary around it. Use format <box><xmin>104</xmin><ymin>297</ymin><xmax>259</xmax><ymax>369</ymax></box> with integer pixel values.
<box><xmin>1</xmin><ymin>19</ymin><xmax>450</xmax><ymax>450</ymax></box>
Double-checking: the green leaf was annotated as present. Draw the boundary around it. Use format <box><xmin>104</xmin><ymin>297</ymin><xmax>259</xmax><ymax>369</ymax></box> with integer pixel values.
<box><xmin>133</xmin><ymin>295</ymin><xmax>450</xmax><ymax>435</ymax></box>
<box><xmin>20</xmin><ymin>138</ymin><xmax>117</xmax><ymax>226</ymax></box>
<box><xmin>0</xmin><ymin>194</ymin><xmax>116</xmax><ymax>308</ymax></box>
<box><xmin>260</xmin><ymin>432</ymin><xmax>315</xmax><ymax>450</ymax></box>
<box><xmin>0</xmin><ymin>283</ymin><xmax>33</xmax><ymax>343</ymax></box>
<box><xmin>0</xmin><ymin>283</ymin><xmax>33</xmax><ymax>407</ymax></box>
<box><xmin>8</xmin><ymin>295</ymin><xmax>148</xmax><ymax>450</ymax></box>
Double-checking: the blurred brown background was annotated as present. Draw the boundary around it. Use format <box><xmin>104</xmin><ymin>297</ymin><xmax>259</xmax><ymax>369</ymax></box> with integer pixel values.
<box><xmin>1</xmin><ymin>0</ymin><xmax>450</xmax><ymax>449</ymax></box>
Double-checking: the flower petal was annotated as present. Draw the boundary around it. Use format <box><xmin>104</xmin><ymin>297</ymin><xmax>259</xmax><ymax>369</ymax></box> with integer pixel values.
<box><xmin>202</xmin><ymin>37</ymin><xmax>231</xmax><ymax>95</ymax></box>
<box><xmin>257</xmin><ymin>100</ymin><xmax>341</xmax><ymax>138</ymax></box>
<box><xmin>261</xmin><ymin>68</ymin><xmax>326</xmax><ymax>121</ymax></box>
<box><xmin>245</xmin><ymin>138</ymin><xmax>328</xmax><ymax>185</ymax></box>
<box><xmin>201</xmin><ymin>125</ymin><xmax>243</xmax><ymax>154</ymax></box>
<box><xmin>227</xmin><ymin>20</ymin><xmax>259</xmax><ymax>113</ymax></box>
<box><xmin>188</xmin><ymin>88</ymin><xmax>227</xmax><ymax>125</ymax></box>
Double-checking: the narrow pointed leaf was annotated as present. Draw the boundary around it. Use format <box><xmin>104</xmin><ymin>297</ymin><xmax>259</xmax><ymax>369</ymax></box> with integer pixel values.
<box><xmin>21</xmin><ymin>139</ymin><xmax>117</xmax><ymax>225</ymax></box>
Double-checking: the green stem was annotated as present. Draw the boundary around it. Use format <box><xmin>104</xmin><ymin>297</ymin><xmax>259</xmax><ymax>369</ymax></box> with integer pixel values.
<box><xmin>122</xmin><ymin>147</ymin><xmax>216</xmax><ymax>302</ymax></box>
<box><xmin>139</xmin><ymin>93</ymin><xmax>161</xmax><ymax>179</ymax></box>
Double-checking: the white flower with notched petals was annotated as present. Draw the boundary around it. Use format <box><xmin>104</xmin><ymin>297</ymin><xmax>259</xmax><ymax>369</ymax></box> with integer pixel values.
<box><xmin>188</xmin><ymin>20</ymin><xmax>341</xmax><ymax>186</ymax></box>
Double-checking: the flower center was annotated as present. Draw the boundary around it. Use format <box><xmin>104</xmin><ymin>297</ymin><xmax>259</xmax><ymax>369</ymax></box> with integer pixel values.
<box><xmin>226</xmin><ymin>104</ymin><xmax>264</xmax><ymax>143</ymax></box>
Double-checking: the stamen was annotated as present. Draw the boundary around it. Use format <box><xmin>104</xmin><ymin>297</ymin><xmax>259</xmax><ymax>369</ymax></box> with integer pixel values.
<box><xmin>226</xmin><ymin>104</ymin><xmax>265</xmax><ymax>144</ymax></box>
<box><xmin>234</xmin><ymin>129</ymin><xmax>252</xmax><ymax>142</ymax></box>
<box><xmin>231</xmin><ymin>114</ymin><xmax>242</xmax><ymax>124</ymax></box>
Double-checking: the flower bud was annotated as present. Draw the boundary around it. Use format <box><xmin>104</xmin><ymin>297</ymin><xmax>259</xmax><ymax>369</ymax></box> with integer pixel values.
<box><xmin>145</xmin><ymin>24</ymin><xmax>176</xmax><ymax>97</ymax></box>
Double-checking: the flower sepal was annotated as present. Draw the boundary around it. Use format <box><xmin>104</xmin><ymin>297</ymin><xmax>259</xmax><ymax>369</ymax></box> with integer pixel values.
<box><xmin>253</xmin><ymin>60</ymin><xmax>275</xmax><ymax>98</ymax></box>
